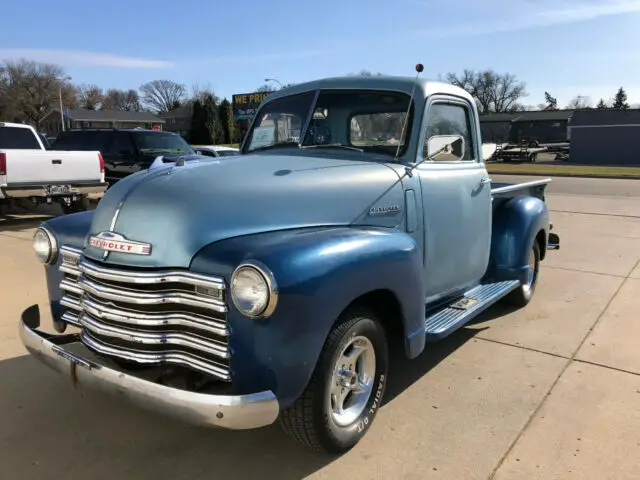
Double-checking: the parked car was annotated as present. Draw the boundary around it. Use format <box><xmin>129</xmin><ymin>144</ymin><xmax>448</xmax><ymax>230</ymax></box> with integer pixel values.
<box><xmin>53</xmin><ymin>128</ymin><xmax>206</xmax><ymax>185</ymax></box>
<box><xmin>0</xmin><ymin>122</ymin><xmax>107</xmax><ymax>213</ymax></box>
<box><xmin>20</xmin><ymin>72</ymin><xmax>560</xmax><ymax>454</ymax></box>
<box><xmin>193</xmin><ymin>145</ymin><xmax>240</xmax><ymax>157</ymax></box>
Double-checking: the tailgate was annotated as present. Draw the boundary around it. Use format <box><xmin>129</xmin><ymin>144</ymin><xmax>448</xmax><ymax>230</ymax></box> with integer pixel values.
<box><xmin>3</xmin><ymin>150</ymin><xmax>102</xmax><ymax>184</ymax></box>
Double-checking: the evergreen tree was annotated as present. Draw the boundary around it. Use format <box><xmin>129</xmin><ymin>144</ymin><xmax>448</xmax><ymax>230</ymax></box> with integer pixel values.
<box><xmin>202</xmin><ymin>93</ymin><xmax>223</xmax><ymax>144</ymax></box>
<box><xmin>612</xmin><ymin>87</ymin><xmax>630</xmax><ymax>109</ymax></box>
<box><xmin>596</xmin><ymin>98</ymin><xmax>608</xmax><ymax>109</ymax></box>
<box><xmin>218</xmin><ymin>98</ymin><xmax>235</xmax><ymax>144</ymax></box>
<box><xmin>189</xmin><ymin>100</ymin><xmax>210</xmax><ymax>144</ymax></box>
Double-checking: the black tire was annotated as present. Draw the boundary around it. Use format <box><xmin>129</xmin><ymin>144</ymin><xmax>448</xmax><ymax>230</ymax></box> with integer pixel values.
<box><xmin>504</xmin><ymin>240</ymin><xmax>540</xmax><ymax>307</ymax></box>
<box><xmin>279</xmin><ymin>306</ymin><xmax>389</xmax><ymax>454</ymax></box>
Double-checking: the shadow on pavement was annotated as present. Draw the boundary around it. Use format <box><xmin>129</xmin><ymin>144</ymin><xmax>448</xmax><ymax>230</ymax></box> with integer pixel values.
<box><xmin>0</xmin><ymin>214</ymin><xmax>55</xmax><ymax>234</ymax></box>
<box><xmin>0</xmin><ymin>304</ymin><xmax>510</xmax><ymax>480</ymax></box>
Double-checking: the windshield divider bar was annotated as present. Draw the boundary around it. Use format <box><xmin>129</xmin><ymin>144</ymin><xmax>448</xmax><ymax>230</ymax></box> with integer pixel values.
<box><xmin>298</xmin><ymin>89</ymin><xmax>320</xmax><ymax>148</ymax></box>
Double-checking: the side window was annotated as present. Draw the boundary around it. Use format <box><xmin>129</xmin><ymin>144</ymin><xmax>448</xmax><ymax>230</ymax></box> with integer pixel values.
<box><xmin>104</xmin><ymin>133</ymin><xmax>135</xmax><ymax>156</ymax></box>
<box><xmin>423</xmin><ymin>103</ymin><xmax>475</xmax><ymax>161</ymax></box>
<box><xmin>196</xmin><ymin>149</ymin><xmax>216</xmax><ymax>157</ymax></box>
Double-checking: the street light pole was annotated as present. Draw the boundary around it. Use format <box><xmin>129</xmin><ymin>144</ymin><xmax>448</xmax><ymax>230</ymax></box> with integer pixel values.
<box><xmin>264</xmin><ymin>78</ymin><xmax>283</xmax><ymax>89</ymax></box>
<box><xmin>58</xmin><ymin>75</ymin><xmax>71</xmax><ymax>132</ymax></box>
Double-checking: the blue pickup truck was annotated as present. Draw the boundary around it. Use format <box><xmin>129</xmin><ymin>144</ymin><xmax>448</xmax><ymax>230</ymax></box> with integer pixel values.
<box><xmin>21</xmin><ymin>72</ymin><xmax>560</xmax><ymax>454</ymax></box>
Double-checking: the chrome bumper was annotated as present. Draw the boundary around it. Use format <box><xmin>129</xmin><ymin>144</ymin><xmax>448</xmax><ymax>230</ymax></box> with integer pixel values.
<box><xmin>1</xmin><ymin>182</ymin><xmax>108</xmax><ymax>199</ymax></box>
<box><xmin>19</xmin><ymin>304</ymin><xmax>280</xmax><ymax>430</ymax></box>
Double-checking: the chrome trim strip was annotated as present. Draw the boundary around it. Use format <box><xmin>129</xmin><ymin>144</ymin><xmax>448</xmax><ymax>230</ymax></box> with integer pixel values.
<box><xmin>61</xmin><ymin>311</ymin><xmax>81</xmax><ymax>327</ymax></box>
<box><xmin>80</xmin><ymin>312</ymin><xmax>230</xmax><ymax>359</ymax></box>
<box><xmin>79</xmin><ymin>277</ymin><xmax>227</xmax><ymax>313</ymax></box>
<box><xmin>60</xmin><ymin>246</ymin><xmax>82</xmax><ymax>258</ymax></box>
<box><xmin>82</xmin><ymin>295</ymin><xmax>228</xmax><ymax>337</ymax></box>
<box><xmin>79</xmin><ymin>258</ymin><xmax>225</xmax><ymax>290</ymax></box>
<box><xmin>19</xmin><ymin>306</ymin><xmax>277</xmax><ymax>429</ymax></box>
<box><xmin>60</xmin><ymin>264</ymin><xmax>81</xmax><ymax>276</ymax></box>
<box><xmin>60</xmin><ymin>294</ymin><xmax>82</xmax><ymax>311</ymax></box>
<box><xmin>81</xmin><ymin>331</ymin><xmax>230</xmax><ymax>381</ymax></box>
<box><xmin>60</xmin><ymin>278</ymin><xmax>83</xmax><ymax>295</ymax></box>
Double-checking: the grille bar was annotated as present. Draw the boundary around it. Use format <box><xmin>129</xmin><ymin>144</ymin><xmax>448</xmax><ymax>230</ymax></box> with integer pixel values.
<box><xmin>81</xmin><ymin>312</ymin><xmax>230</xmax><ymax>359</ymax></box>
<box><xmin>82</xmin><ymin>295</ymin><xmax>228</xmax><ymax>337</ymax></box>
<box><xmin>79</xmin><ymin>276</ymin><xmax>226</xmax><ymax>312</ymax></box>
<box><xmin>81</xmin><ymin>331</ymin><xmax>231</xmax><ymax>380</ymax></box>
<box><xmin>79</xmin><ymin>258</ymin><xmax>225</xmax><ymax>290</ymax></box>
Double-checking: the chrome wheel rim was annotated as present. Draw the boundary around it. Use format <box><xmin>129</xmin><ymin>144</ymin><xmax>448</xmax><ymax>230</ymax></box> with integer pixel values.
<box><xmin>329</xmin><ymin>335</ymin><xmax>376</xmax><ymax>427</ymax></box>
<box><xmin>523</xmin><ymin>248</ymin><xmax>536</xmax><ymax>293</ymax></box>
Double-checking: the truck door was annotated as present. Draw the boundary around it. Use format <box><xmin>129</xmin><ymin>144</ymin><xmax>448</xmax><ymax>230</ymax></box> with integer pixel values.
<box><xmin>416</xmin><ymin>97</ymin><xmax>492</xmax><ymax>303</ymax></box>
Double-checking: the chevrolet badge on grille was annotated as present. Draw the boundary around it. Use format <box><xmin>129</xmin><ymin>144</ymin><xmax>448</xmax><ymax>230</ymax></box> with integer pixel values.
<box><xmin>88</xmin><ymin>231</ymin><xmax>152</xmax><ymax>255</ymax></box>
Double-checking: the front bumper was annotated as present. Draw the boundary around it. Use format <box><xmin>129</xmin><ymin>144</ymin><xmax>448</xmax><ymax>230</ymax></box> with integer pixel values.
<box><xmin>19</xmin><ymin>304</ymin><xmax>280</xmax><ymax>430</ymax></box>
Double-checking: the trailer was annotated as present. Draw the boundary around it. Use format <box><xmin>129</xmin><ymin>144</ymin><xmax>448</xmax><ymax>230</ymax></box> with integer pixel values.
<box><xmin>494</xmin><ymin>140</ymin><xmax>547</xmax><ymax>163</ymax></box>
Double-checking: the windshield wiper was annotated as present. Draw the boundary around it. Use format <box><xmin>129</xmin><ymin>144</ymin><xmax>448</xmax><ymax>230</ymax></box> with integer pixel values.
<box><xmin>247</xmin><ymin>141</ymin><xmax>300</xmax><ymax>153</ymax></box>
<box><xmin>301</xmin><ymin>143</ymin><xmax>364</xmax><ymax>152</ymax></box>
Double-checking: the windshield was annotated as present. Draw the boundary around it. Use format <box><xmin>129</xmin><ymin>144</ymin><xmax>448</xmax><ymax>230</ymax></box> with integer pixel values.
<box><xmin>133</xmin><ymin>132</ymin><xmax>194</xmax><ymax>154</ymax></box>
<box><xmin>244</xmin><ymin>89</ymin><xmax>413</xmax><ymax>157</ymax></box>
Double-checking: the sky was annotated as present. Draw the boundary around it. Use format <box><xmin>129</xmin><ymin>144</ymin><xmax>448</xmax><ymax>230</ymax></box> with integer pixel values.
<box><xmin>1</xmin><ymin>0</ymin><xmax>639</xmax><ymax>108</ymax></box>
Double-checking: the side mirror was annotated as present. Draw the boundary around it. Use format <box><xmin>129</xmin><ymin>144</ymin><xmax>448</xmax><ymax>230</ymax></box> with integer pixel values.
<box><xmin>427</xmin><ymin>134</ymin><xmax>465</xmax><ymax>161</ymax></box>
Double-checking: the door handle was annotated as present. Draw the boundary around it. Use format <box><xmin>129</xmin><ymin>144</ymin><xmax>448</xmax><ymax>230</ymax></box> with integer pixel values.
<box><xmin>52</xmin><ymin>159</ymin><xmax>62</xmax><ymax>165</ymax></box>
<box><xmin>479</xmin><ymin>176</ymin><xmax>491</xmax><ymax>184</ymax></box>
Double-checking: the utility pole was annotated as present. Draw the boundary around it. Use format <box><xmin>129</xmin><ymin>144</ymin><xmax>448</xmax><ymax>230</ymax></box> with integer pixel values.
<box><xmin>58</xmin><ymin>75</ymin><xmax>72</xmax><ymax>132</ymax></box>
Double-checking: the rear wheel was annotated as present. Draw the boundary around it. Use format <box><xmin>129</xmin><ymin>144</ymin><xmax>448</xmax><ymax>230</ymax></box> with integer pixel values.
<box><xmin>279</xmin><ymin>306</ymin><xmax>389</xmax><ymax>453</ymax></box>
<box><xmin>505</xmin><ymin>241</ymin><xmax>540</xmax><ymax>307</ymax></box>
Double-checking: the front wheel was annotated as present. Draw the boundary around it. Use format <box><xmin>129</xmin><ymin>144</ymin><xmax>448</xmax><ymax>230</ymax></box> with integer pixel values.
<box><xmin>504</xmin><ymin>240</ymin><xmax>540</xmax><ymax>307</ymax></box>
<box><xmin>279</xmin><ymin>306</ymin><xmax>389</xmax><ymax>454</ymax></box>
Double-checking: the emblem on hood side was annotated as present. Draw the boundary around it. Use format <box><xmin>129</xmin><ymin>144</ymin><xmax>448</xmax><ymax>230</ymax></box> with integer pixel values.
<box><xmin>88</xmin><ymin>231</ymin><xmax>152</xmax><ymax>256</ymax></box>
<box><xmin>369</xmin><ymin>205</ymin><xmax>401</xmax><ymax>216</ymax></box>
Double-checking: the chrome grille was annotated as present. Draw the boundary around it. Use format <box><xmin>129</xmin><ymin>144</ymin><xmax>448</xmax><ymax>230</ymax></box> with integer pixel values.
<box><xmin>58</xmin><ymin>246</ymin><xmax>231</xmax><ymax>381</ymax></box>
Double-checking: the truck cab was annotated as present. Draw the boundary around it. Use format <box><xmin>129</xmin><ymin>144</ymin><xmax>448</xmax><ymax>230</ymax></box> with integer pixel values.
<box><xmin>20</xmin><ymin>72</ymin><xmax>560</xmax><ymax>454</ymax></box>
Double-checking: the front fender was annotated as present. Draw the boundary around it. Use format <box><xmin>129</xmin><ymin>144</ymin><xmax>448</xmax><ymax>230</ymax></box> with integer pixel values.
<box><xmin>487</xmin><ymin>196</ymin><xmax>549</xmax><ymax>283</ymax></box>
<box><xmin>190</xmin><ymin>226</ymin><xmax>425</xmax><ymax>408</ymax></box>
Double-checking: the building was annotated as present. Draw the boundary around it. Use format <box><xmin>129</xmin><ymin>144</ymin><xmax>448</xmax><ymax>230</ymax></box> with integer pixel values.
<box><xmin>508</xmin><ymin>110</ymin><xmax>574</xmax><ymax>145</ymax></box>
<box><xmin>479</xmin><ymin>112</ymin><xmax>519</xmax><ymax>143</ymax></box>
<box><xmin>41</xmin><ymin>108</ymin><xmax>164</xmax><ymax>136</ymax></box>
<box><xmin>569</xmin><ymin>109</ymin><xmax>640</xmax><ymax>165</ymax></box>
<box><xmin>158</xmin><ymin>105</ymin><xmax>193</xmax><ymax>138</ymax></box>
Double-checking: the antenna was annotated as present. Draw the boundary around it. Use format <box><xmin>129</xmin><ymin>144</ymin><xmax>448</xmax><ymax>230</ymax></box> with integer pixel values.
<box><xmin>393</xmin><ymin>63</ymin><xmax>424</xmax><ymax>162</ymax></box>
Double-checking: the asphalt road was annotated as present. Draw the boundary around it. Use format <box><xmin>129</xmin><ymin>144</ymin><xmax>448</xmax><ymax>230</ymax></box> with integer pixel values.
<box><xmin>492</xmin><ymin>174</ymin><xmax>640</xmax><ymax>198</ymax></box>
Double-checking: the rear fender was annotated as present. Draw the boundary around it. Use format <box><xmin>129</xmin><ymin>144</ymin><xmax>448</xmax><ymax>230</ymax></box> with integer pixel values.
<box><xmin>486</xmin><ymin>196</ymin><xmax>549</xmax><ymax>283</ymax></box>
<box><xmin>191</xmin><ymin>226</ymin><xmax>426</xmax><ymax>408</ymax></box>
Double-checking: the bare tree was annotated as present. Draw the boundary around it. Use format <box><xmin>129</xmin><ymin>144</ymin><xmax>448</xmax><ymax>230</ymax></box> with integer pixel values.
<box><xmin>566</xmin><ymin>95</ymin><xmax>592</xmax><ymax>109</ymax></box>
<box><xmin>139</xmin><ymin>79</ymin><xmax>187</xmax><ymax>113</ymax></box>
<box><xmin>190</xmin><ymin>82</ymin><xmax>218</xmax><ymax>104</ymax></box>
<box><xmin>256</xmin><ymin>83</ymin><xmax>276</xmax><ymax>93</ymax></box>
<box><xmin>445</xmin><ymin>69</ymin><xmax>527</xmax><ymax>113</ymax></box>
<box><xmin>101</xmin><ymin>89</ymin><xmax>142</xmax><ymax>111</ymax></box>
<box><xmin>1</xmin><ymin>59</ymin><xmax>76</xmax><ymax>129</ymax></box>
<box><xmin>77</xmin><ymin>83</ymin><xmax>104</xmax><ymax>110</ymax></box>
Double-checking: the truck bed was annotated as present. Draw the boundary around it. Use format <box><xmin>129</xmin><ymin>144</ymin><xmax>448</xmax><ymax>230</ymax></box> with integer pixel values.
<box><xmin>491</xmin><ymin>178</ymin><xmax>551</xmax><ymax>202</ymax></box>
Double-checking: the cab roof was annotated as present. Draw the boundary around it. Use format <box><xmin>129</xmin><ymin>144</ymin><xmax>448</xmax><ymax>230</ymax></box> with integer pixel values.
<box><xmin>264</xmin><ymin>75</ymin><xmax>474</xmax><ymax>104</ymax></box>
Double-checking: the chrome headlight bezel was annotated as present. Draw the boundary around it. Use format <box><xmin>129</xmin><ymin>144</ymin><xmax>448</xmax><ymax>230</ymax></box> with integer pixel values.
<box><xmin>230</xmin><ymin>261</ymin><xmax>278</xmax><ymax>319</ymax></box>
<box><xmin>32</xmin><ymin>227</ymin><xmax>58</xmax><ymax>265</ymax></box>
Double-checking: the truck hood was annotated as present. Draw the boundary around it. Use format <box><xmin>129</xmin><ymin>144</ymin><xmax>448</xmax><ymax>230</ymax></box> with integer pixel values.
<box><xmin>85</xmin><ymin>153</ymin><xmax>404</xmax><ymax>268</ymax></box>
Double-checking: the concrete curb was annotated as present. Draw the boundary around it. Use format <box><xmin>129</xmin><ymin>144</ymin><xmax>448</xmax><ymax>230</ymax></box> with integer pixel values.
<box><xmin>487</xmin><ymin>170</ymin><xmax>640</xmax><ymax>180</ymax></box>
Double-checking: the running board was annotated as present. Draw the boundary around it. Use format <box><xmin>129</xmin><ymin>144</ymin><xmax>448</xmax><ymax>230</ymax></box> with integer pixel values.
<box><xmin>424</xmin><ymin>280</ymin><xmax>520</xmax><ymax>342</ymax></box>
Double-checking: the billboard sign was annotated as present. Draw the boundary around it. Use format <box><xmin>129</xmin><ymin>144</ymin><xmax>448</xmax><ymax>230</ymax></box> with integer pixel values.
<box><xmin>232</xmin><ymin>91</ymin><xmax>271</xmax><ymax>120</ymax></box>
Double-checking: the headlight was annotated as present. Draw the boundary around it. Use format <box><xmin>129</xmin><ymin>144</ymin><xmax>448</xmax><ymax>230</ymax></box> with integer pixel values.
<box><xmin>32</xmin><ymin>227</ymin><xmax>58</xmax><ymax>265</ymax></box>
<box><xmin>230</xmin><ymin>262</ymin><xmax>278</xmax><ymax>318</ymax></box>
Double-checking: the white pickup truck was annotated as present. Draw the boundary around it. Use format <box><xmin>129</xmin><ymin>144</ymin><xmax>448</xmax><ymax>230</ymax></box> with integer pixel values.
<box><xmin>0</xmin><ymin>123</ymin><xmax>108</xmax><ymax>213</ymax></box>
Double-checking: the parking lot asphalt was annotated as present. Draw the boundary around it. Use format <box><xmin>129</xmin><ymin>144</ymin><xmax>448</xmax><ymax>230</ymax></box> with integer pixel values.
<box><xmin>1</xmin><ymin>176</ymin><xmax>639</xmax><ymax>480</ymax></box>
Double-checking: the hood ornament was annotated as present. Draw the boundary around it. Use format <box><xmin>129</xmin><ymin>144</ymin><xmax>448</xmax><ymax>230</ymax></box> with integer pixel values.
<box><xmin>88</xmin><ymin>231</ymin><xmax>152</xmax><ymax>258</ymax></box>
